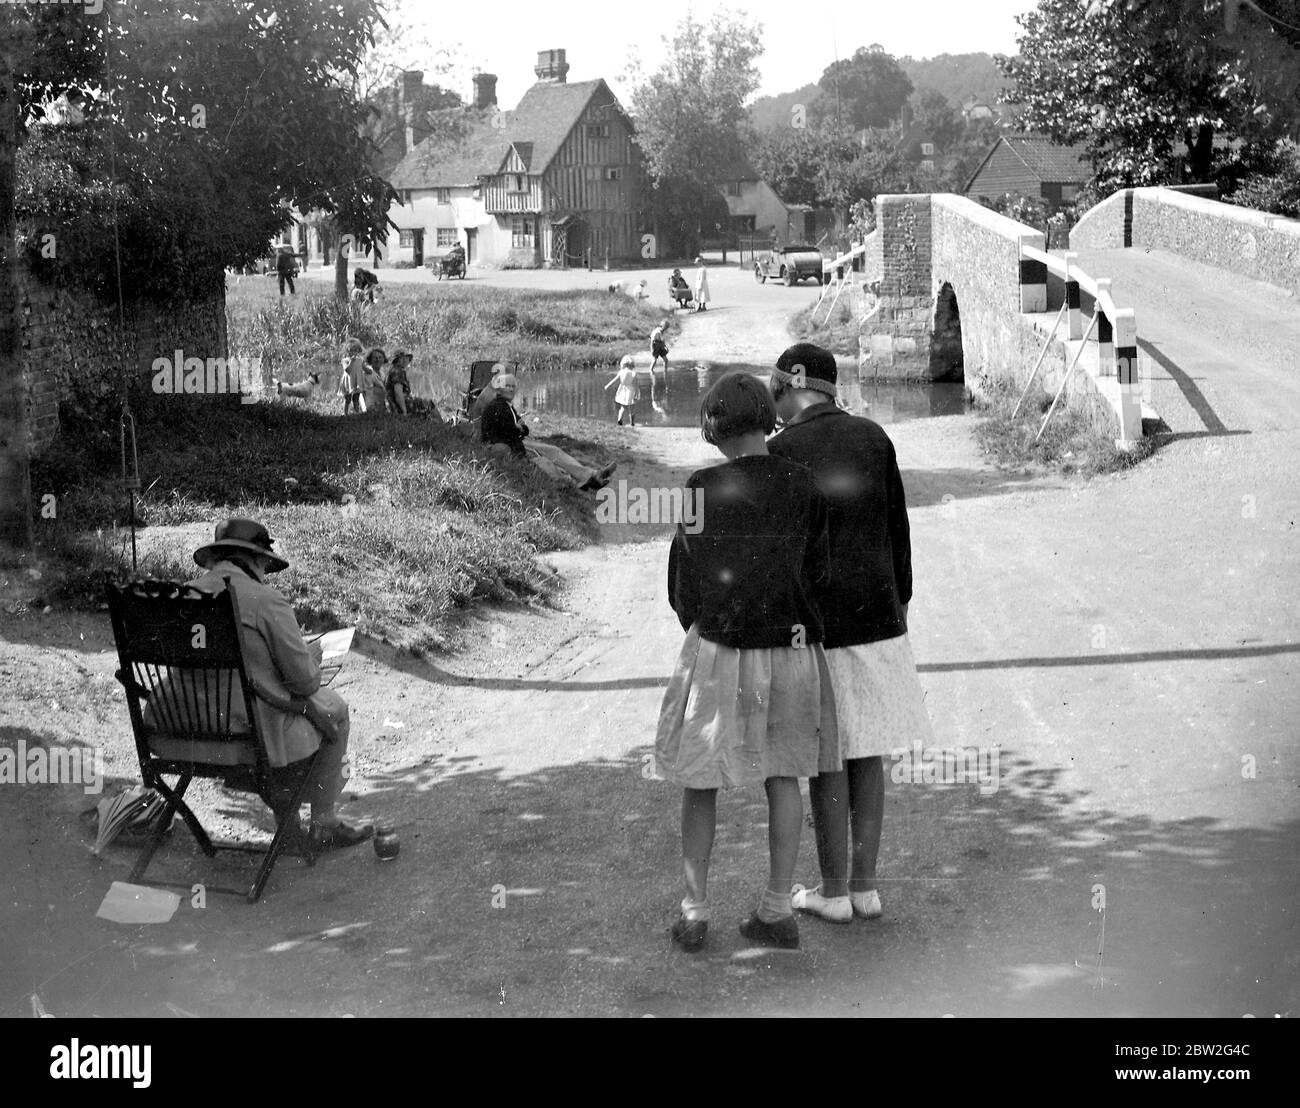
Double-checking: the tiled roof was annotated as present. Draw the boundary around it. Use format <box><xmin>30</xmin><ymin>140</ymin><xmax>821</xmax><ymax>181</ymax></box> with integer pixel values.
<box><xmin>389</xmin><ymin>108</ymin><xmax>509</xmax><ymax>189</ymax></box>
<box><xmin>390</xmin><ymin>79</ymin><xmax>629</xmax><ymax>189</ymax></box>
<box><xmin>503</xmin><ymin>79</ymin><xmax>620</xmax><ymax>170</ymax></box>
<box><xmin>1003</xmin><ymin>134</ymin><xmax>1090</xmax><ymax>182</ymax></box>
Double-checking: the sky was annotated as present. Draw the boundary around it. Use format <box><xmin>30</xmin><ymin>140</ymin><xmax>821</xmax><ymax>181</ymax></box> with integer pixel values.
<box><xmin>393</xmin><ymin>0</ymin><xmax>1036</xmax><ymax>107</ymax></box>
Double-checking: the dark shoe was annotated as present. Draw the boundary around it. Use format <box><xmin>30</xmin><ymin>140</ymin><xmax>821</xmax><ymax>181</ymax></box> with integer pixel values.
<box><xmin>738</xmin><ymin>911</ymin><xmax>799</xmax><ymax>949</ymax></box>
<box><xmin>670</xmin><ymin>914</ymin><xmax>708</xmax><ymax>952</ymax></box>
<box><xmin>578</xmin><ymin>475</ymin><xmax>602</xmax><ymax>491</ymax></box>
<box><xmin>596</xmin><ymin>462</ymin><xmax>617</xmax><ymax>483</ymax></box>
<box><xmin>310</xmin><ymin>819</ymin><xmax>374</xmax><ymax>852</ymax></box>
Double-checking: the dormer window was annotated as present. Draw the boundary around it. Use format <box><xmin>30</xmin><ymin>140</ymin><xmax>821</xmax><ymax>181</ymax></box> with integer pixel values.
<box><xmin>587</xmin><ymin>124</ymin><xmax>609</xmax><ymax>138</ymax></box>
<box><xmin>604</xmin><ymin>167</ymin><xmax>622</xmax><ymax>180</ymax></box>
<box><xmin>509</xmin><ymin>174</ymin><xmax>526</xmax><ymax>193</ymax></box>
<box><xmin>921</xmin><ymin>142</ymin><xmax>935</xmax><ymax>157</ymax></box>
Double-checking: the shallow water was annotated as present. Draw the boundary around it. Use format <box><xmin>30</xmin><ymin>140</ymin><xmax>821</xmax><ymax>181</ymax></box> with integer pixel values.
<box><xmin>420</xmin><ymin>363</ymin><xmax>969</xmax><ymax>428</ymax></box>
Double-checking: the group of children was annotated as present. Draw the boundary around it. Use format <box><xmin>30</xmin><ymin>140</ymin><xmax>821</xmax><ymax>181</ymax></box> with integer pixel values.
<box><xmin>604</xmin><ymin>324</ymin><xmax>670</xmax><ymax>426</ymax></box>
<box><xmin>336</xmin><ymin>338</ymin><xmax>438</xmax><ymax>418</ymax></box>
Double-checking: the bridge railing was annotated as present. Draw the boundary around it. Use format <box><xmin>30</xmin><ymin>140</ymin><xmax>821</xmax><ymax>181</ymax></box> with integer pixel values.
<box><xmin>1018</xmin><ymin>240</ymin><xmax>1142</xmax><ymax>443</ymax></box>
<box><xmin>811</xmin><ymin>239</ymin><xmax>872</xmax><ymax>324</ymax></box>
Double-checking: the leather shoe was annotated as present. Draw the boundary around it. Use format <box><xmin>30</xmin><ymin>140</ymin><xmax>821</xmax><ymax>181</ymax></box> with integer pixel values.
<box><xmin>310</xmin><ymin>819</ymin><xmax>373</xmax><ymax>851</ymax></box>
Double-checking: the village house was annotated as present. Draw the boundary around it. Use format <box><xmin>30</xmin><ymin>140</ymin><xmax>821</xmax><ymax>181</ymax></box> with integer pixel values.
<box><xmin>385</xmin><ymin>50</ymin><xmax>645</xmax><ymax>268</ymax></box>
<box><xmin>715</xmin><ymin>155</ymin><xmax>838</xmax><ymax>249</ymax></box>
<box><xmin>964</xmin><ymin>133</ymin><xmax>1091</xmax><ymax>210</ymax></box>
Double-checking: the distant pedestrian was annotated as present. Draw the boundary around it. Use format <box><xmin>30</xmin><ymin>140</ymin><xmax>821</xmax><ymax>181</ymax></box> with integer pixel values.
<box><xmin>337</xmin><ymin>338</ymin><xmax>365</xmax><ymax>414</ymax></box>
<box><xmin>655</xmin><ymin>372</ymin><xmax>839</xmax><ymax>953</ymax></box>
<box><xmin>275</xmin><ymin>246</ymin><xmax>297</xmax><ymax>296</ymax></box>
<box><xmin>353</xmin><ymin>267</ymin><xmax>379</xmax><ymax>304</ymax></box>
<box><xmin>604</xmin><ymin>354</ymin><xmax>639</xmax><ymax>426</ymax></box>
<box><xmin>693</xmin><ymin>255</ymin><xmax>710</xmax><ymax>313</ymax></box>
<box><xmin>650</xmin><ymin>324</ymin><xmax>669</xmax><ymax>374</ymax></box>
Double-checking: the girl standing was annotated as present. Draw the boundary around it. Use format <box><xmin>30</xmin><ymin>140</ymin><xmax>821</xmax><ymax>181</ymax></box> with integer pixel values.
<box><xmin>363</xmin><ymin>348</ymin><xmax>389</xmax><ymax>413</ymax></box>
<box><xmin>655</xmin><ymin>373</ymin><xmax>839</xmax><ymax>951</ymax></box>
<box><xmin>604</xmin><ymin>354</ymin><xmax>639</xmax><ymax>426</ymax></box>
<box><xmin>337</xmin><ymin>338</ymin><xmax>365</xmax><ymax>414</ymax></box>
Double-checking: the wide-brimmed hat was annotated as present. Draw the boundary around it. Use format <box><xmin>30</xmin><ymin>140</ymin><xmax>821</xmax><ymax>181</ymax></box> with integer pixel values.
<box><xmin>391</xmin><ymin>350</ymin><xmax>414</xmax><ymax>365</ymax></box>
<box><xmin>194</xmin><ymin>518</ymin><xmax>289</xmax><ymax>573</ymax></box>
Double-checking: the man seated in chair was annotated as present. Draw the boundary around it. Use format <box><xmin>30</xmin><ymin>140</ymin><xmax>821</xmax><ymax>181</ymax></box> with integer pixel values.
<box><xmin>144</xmin><ymin>518</ymin><xmax>373</xmax><ymax>851</ymax></box>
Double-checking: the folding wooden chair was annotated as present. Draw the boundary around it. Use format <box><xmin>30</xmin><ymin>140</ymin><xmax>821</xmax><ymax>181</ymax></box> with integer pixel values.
<box><xmin>107</xmin><ymin>578</ymin><xmax>319</xmax><ymax>902</ymax></box>
<box><xmin>459</xmin><ymin>358</ymin><xmax>508</xmax><ymax>422</ymax></box>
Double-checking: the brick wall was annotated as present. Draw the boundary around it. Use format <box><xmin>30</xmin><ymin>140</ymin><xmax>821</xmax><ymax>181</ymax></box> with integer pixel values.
<box><xmin>1071</xmin><ymin>186</ymin><xmax>1300</xmax><ymax>295</ymax></box>
<box><xmin>16</xmin><ymin>266</ymin><xmax>228</xmax><ymax>455</ymax></box>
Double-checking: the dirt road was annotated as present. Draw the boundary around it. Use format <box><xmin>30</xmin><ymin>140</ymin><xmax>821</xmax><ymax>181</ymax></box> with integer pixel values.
<box><xmin>2</xmin><ymin>262</ymin><xmax>1296</xmax><ymax>1017</ymax></box>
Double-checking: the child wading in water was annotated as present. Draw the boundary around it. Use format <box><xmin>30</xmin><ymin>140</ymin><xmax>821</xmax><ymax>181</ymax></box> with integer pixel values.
<box><xmin>650</xmin><ymin>324</ymin><xmax>669</xmax><ymax>374</ymax></box>
<box><xmin>337</xmin><ymin>338</ymin><xmax>366</xmax><ymax>414</ymax></box>
<box><xmin>655</xmin><ymin>373</ymin><xmax>840</xmax><ymax>951</ymax></box>
<box><xmin>605</xmin><ymin>354</ymin><xmax>639</xmax><ymax>425</ymax></box>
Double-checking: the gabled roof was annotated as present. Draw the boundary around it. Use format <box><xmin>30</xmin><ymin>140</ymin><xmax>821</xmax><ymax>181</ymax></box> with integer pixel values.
<box><xmin>1002</xmin><ymin>134</ymin><xmax>1089</xmax><ymax>182</ymax></box>
<box><xmin>963</xmin><ymin>133</ymin><xmax>1090</xmax><ymax>194</ymax></box>
<box><xmin>391</xmin><ymin>78</ymin><xmax>632</xmax><ymax>190</ymax></box>
<box><xmin>503</xmin><ymin>78</ymin><xmax>626</xmax><ymax>171</ymax></box>
<box><xmin>390</xmin><ymin>107</ymin><xmax>509</xmax><ymax>189</ymax></box>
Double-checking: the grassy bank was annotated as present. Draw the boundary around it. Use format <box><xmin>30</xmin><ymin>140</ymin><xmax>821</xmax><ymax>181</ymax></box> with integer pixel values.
<box><xmin>228</xmin><ymin>278</ymin><xmax>674</xmax><ymax>411</ymax></box>
<box><xmin>787</xmin><ymin>293</ymin><xmax>860</xmax><ymax>358</ymax></box>
<box><xmin>973</xmin><ymin>379</ymin><xmax>1156</xmax><ymax>477</ymax></box>
<box><xmin>21</xmin><ymin>279</ymin><xmax>663</xmax><ymax>652</ymax></box>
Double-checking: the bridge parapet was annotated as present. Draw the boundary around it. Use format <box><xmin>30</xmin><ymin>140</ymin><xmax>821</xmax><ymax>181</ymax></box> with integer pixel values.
<box><xmin>1070</xmin><ymin>186</ymin><xmax>1300</xmax><ymax>295</ymax></box>
<box><xmin>856</xmin><ymin>191</ymin><xmax>1143</xmax><ymax>444</ymax></box>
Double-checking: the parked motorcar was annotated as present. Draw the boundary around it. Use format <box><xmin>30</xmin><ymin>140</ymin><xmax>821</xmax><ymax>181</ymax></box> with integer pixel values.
<box><xmin>754</xmin><ymin>244</ymin><xmax>825</xmax><ymax>286</ymax></box>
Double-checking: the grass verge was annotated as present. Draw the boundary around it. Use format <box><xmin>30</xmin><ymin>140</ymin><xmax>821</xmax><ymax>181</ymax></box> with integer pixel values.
<box><xmin>973</xmin><ymin>379</ymin><xmax>1157</xmax><ymax>477</ymax></box>
<box><xmin>28</xmin><ymin>398</ymin><xmax>611</xmax><ymax>654</ymax></box>
<box><xmin>786</xmin><ymin>292</ymin><xmax>860</xmax><ymax>358</ymax></box>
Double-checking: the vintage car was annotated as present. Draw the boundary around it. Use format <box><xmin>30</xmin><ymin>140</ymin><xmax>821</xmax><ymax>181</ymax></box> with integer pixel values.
<box><xmin>754</xmin><ymin>244</ymin><xmax>825</xmax><ymax>286</ymax></box>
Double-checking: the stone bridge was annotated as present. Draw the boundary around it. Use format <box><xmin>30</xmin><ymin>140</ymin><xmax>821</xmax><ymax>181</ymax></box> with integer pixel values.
<box><xmin>846</xmin><ymin>187</ymin><xmax>1300</xmax><ymax>444</ymax></box>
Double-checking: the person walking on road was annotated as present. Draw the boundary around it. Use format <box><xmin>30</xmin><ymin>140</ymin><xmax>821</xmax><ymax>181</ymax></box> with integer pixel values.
<box><xmin>655</xmin><ymin>372</ymin><xmax>841</xmax><ymax>952</ymax></box>
<box><xmin>767</xmin><ymin>342</ymin><xmax>934</xmax><ymax>925</ymax></box>
<box><xmin>275</xmin><ymin>245</ymin><xmax>297</xmax><ymax>296</ymax></box>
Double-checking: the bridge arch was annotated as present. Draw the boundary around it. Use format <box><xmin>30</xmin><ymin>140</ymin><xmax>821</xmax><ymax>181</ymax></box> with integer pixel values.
<box><xmin>928</xmin><ymin>281</ymin><xmax>963</xmax><ymax>382</ymax></box>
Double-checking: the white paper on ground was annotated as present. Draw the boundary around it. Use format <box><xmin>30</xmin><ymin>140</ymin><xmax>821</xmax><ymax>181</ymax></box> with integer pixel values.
<box><xmin>315</xmin><ymin>627</ymin><xmax>355</xmax><ymax>661</ymax></box>
<box><xmin>96</xmin><ymin>881</ymin><xmax>181</xmax><ymax>924</ymax></box>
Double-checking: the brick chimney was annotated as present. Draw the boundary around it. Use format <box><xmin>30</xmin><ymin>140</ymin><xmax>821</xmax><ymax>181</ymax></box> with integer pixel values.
<box><xmin>473</xmin><ymin>73</ymin><xmax>498</xmax><ymax>109</ymax></box>
<box><xmin>534</xmin><ymin>49</ymin><xmax>569</xmax><ymax>84</ymax></box>
<box><xmin>400</xmin><ymin>70</ymin><xmax>423</xmax><ymax>154</ymax></box>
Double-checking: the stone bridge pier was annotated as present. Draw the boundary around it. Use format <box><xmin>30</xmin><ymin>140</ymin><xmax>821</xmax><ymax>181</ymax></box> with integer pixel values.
<box><xmin>859</xmin><ymin>193</ymin><xmax>1057</xmax><ymax>404</ymax></box>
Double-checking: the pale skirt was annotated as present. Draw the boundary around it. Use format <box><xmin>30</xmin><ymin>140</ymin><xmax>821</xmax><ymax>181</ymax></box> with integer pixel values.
<box><xmin>823</xmin><ymin>633</ymin><xmax>935</xmax><ymax>760</ymax></box>
<box><xmin>614</xmin><ymin>384</ymin><xmax>638</xmax><ymax>406</ymax></box>
<box><xmin>655</xmin><ymin>626</ymin><xmax>841</xmax><ymax>789</ymax></box>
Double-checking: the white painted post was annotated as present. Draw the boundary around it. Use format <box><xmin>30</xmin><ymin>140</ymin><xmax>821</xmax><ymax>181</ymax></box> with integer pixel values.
<box><xmin>1113</xmin><ymin>306</ymin><xmax>1142</xmax><ymax>445</ymax></box>
<box><xmin>1019</xmin><ymin>235</ymin><xmax>1047</xmax><ymax>313</ymax></box>
<box><xmin>1094</xmin><ymin>277</ymin><xmax>1115</xmax><ymax>377</ymax></box>
<box><xmin>1063</xmin><ymin>251</ymin><xmax>1082</xmax><ymax>340</ymax></box>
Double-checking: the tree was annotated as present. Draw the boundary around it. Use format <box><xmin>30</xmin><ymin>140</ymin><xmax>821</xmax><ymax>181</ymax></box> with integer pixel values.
<box><xmin>1001</xmin><ymin>0</ymin><xmax>1299</xmax><ymax>189</ymax></box>
<box><xmin>753</xmin><ymin>126</ymin><xmax>823</xmax><ymax>209</ymax></box>
<box><xmin>912</xmin><ymin>88</ymin><xmax>963</xmax><ymax>152</ymax></box>
<box><xmin>1</xmin><ymin>0</ymin><xmax>390</xmax><ymax>544</ymax></box>
<box><xmin>629</xmin><ymin>7</ymin><xmax>764</xmax><ymax>255</ymax></box>
<box><xmin>815</xmin><ymin>47</ymin><xmax>913</xmax><ymax>132</ymax></box>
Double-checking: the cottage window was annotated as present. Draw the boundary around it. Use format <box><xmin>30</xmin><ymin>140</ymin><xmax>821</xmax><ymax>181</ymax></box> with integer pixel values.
<box><xmin>604</xmin><ymin>167</ymin><xmax>622</xmax><ymax>181</ymax></box>
<box><xmin>587</xmin><ymin>124</ymin><xmax>609</xmax><ymax>138</ymax></box>
<box><xmin>399</xmin><ymin>229</ymin><xmax>417</xmax><ymax>248</ymax></box>
<box><xmin>436</xmin><ymin>228</ymin><xmax>458</xmax><ymax>248</ymax></box>
<box><xmin>726</xmin><ymin>181</ymin><xmax>742</xmax><ymax>197</ymax></box>
<box><xmin>509</xmin><ymin>175</ymin><xmax>526</xmax><ymax>193</ymax></box>
<box><xmin>512</xmin><ymin>217</ymin><xmax>534</xmax><ymax>248</ymax></box>
<box><xmin>920</xmin><ymin>159</ymin><xmax>934</xmax><ymax>173</ymax></box>
<box><xmin>434</xmin><ymin>188</ymin><xmax>451</xmax><ymax>204</ymax></box>
<box><xmin>921</xmin><ymin>142</ymin><xmax>935</xmax><ymax>157</ymax></box>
